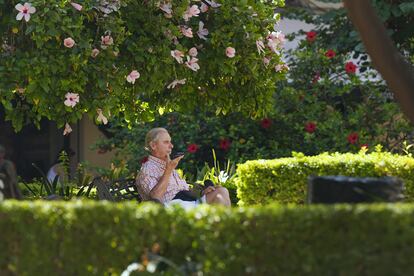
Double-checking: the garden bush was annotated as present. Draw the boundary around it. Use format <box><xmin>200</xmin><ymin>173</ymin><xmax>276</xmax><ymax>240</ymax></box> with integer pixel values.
<box><xmin>1</xmin><ymin>201</ymin><xmax>414</xmax><ymax>275</ymax></box>
<box><xmin>235</xmin><ymin>150</ymin><xmax>414</xmax><ymax>205</ymax></box>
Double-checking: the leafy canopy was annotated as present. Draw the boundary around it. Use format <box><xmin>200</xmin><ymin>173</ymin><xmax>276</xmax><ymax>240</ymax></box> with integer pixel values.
<box><xmin>0</xmin><ymin>0</ymin><xmax>286</xmax><ymax>132</ymax></box>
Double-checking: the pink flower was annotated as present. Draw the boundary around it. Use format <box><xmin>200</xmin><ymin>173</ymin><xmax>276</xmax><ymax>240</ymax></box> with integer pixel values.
<box><xmin>267</xmin><ymin>39</ymin><xmax>277</xmax><ymax>54</ymax></box>
<box><xmin>266</xmin><ymin>32</ymin><xmax>285</xmax><ymax>53</ymax></box>
<box><xmin>267</xmin><ymin>31</ymin><xmax>285</xmax><ymax>46</ymax></box>
<box><xmin>256</xmin><ymin>40</ymin><xmax>265</xmax><ymax>54</ymax></box>
<box><xmin>160</xmin><ymin>3</ymin><xmax>172</xmax><ymax>18</ymax></box>
<box><xmin>171</xmin><ymin>50</ymin><xmax>184</xmax><ymax>64</ymax></box>
<box><xmin>91</xmin><ymin>48</ymin><xmax>100</xmax><ymax>58</ymax></box>
<box><xmin>200</xmin><ymin>3</ymin><xmax>209</xmax><ymax>12</ymax></box>
<box><xmin>183</xmin><ymin>5</ymin><xmax>200</xmax><ymax>21</ymax></box>
<box><xmin>15</xmin><ymin>3</ymin><xmax>36</xmax><ymax>22</ymax></box>
<box><xmin>159</xmin><ymin>3</ymin><xmax>172</xmax><ymax>14</ymax></box>
<box><xmin>345</xmin><ymin>61</ymin><xmax>357</xmax><ymax>74</ymax></box>
<box><xmin>205</xmin><ymin>0</ymin><xmax>221</xmax><ymax>8</ymax></box>
<box><xmin>126</xmin><ymin>70</ymin><xmax>140</xmax><ymax>84</ymax></box>
<box><xmin>64</xmin><ymin>92</ymin><xmax>79</xmax><ymax>108</ymax></box>
<box><xmin>197</xmin><ymin>21</ymin><xmax>209</xmax><ymax>40</ymax></box>
<box><xmin>70</xmin><ymin>2</ymin><xmax>83</xmax><ymax>11</ymax></box>
<box><xmin>63</xmin><ymin>37</ymin><xmax>75</xmax><ymax>48</ymax></box>
<box><xmin>63</xmin><ymin>123</ymin><xmax>72</xmax><ymax>136</ymax></box>
<box><xmin>187</xmin><ymin>143</ymin><xmax>199</xmax><ymax>153</ymax></box>
<box><xmin>101</xmin><ymin>35</ymin><xmax>113</xmax><ymax>49</ymax></box>
<box><xmin>188</xmin><ymin>47</ymin><xmax>198</xmax><ymax>57</ymax></box>
<box><xmin>185</xmin><ymin>56</ymin><xmax>200</xmax><ymax>72</ymax></box>
<box><xmin>275</xmin><ymin>64</ymin><xmax>289</xmax><ymax>72</ymax></box>
<box><xmin>167</xmin><ymin>79</ymin><xmax>186</xmax><ymax>89</ymax></box>
<box><xmin>180</xmin><ymin>26</ymin><xmax>193</xmax><ymax>38</ymax></box>
<box><xmin>226</xmin><ymin>47</ymin><xmax>236</xmax><ymax>58</ymax></box>
<box><xmin>96</xmin><ymin>109</ymin><xmax>108</xmax><ymax>125</ymax></box>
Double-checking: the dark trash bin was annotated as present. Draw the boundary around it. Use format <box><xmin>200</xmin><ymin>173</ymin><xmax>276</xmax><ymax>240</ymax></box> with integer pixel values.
<box><xmin>307</xmin><ymin>175</ymin><xmax>404</xmax><ymax>204</ymax></box>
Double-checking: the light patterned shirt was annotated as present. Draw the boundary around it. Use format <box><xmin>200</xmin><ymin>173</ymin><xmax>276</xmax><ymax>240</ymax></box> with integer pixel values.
<box><xmin>136</xmin><ymin>155</ymin><xmax>189</xmax><ymax>203</ymax></box>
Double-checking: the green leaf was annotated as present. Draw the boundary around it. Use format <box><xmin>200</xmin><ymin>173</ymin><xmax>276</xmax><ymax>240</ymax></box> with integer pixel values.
<box><xmin>25</xmin><ymin>25</ymin><xmax>35</xmax><ymax>35</ymax></box>
<box><xmin>399</xmin><ymin>3</ymin><xmax>414</xmax><ymax>14</ymax></box>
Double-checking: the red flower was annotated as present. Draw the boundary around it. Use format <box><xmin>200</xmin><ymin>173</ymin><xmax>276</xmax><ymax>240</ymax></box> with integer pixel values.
<box><xmin>219</xmin><ymin>138</ymin><xmax>231</xmax><ymax>151</ymax></box>
<box><xmin>347</xmin><ymin>132</ymin><xmax>359</xmax><ymax>144</ymax></box>
<box><xmin>140</xmin><ymin>156</ymin><xmax>149</xmax><ymax>164</ymax></box>
<box><xmin>345</xmin><ymin>61</ymin><xmax>357</xmax><ymax>74</ymax></box>
<box><xmin>306</xmin><ymin>31</ymin><xmax>317</xmax><ymax>42</ymax></box>
<box><xmin>360</xmin><ymin>144</ymin><xmax>369</xmax><ymax>149</ymax></box>
<box><xmin>261</xmin><ymin>118</ymin><xmax>272</xmax><ymax>129</ymax></box>
<box><xmin>325</xmin><ymin>49</ymin><xmax>336</xmax><ymax>58</ymax></box>
<box><xmin>187</xmin><ymin>143</ymin><xmax>199</xmax><ymax>153</ymax></box>
<box><xmin>304</xmin><ymin>122</ymin><xmax>317</xmax><ymax>133</ymax></box>
<box><xmin>312</xmin><ymin>72</ymin><xmax>320</xmax><ymax>84</ymax></box>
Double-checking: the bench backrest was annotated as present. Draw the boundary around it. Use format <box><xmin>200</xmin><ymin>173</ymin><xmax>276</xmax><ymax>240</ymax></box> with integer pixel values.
<box><xmin>93</xmin><ymin>177</ymin><xmax>143</xmax><ymax>202</ymax></box>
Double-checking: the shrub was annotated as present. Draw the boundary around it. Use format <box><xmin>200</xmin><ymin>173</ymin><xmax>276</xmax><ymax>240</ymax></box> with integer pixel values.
<box><xmin>1</xmin><ymin>201</ymin><xmax>414</xmax><ymax>275</ymax></box>
<box><xmin>235</xmin><ymin>151</ymin><xmax>414</xmax><ymax>205</ymax></box>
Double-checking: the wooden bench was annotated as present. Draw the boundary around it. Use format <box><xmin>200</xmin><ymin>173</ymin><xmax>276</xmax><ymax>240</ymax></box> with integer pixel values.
<box><xmin>88</xmin><ymin>177</ymin><xmax>162</xmax><ymax>204</ymax></box>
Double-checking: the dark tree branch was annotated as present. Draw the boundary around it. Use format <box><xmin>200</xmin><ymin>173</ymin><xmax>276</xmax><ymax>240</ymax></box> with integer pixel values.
<box><xmin>343</xmin><ymin>0</ymin><xmax>414</xmax><ymax>124</ymax></box>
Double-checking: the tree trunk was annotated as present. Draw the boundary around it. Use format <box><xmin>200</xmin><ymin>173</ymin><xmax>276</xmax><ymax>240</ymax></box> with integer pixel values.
<box><xmin>343</xmin><ymin>0</ymin><xmax>414</xmax><ymax>124</ymax></box>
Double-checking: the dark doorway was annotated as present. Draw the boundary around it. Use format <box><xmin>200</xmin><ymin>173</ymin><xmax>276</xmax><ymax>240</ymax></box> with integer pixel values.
<box><xmin>0</xmin><ymin>108</ymin><xmax>64</xmax><ymax>181</ymax></box>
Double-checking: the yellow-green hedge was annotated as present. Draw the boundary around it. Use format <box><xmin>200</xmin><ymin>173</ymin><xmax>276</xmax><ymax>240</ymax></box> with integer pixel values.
<box><xmin>1</xmin><ymin>201</ymin><xmax>414</xmax><ymax>275</ymax></box>
<box><xmin>235</xmin><ymin>152</ymin><xmax>414</xmax><ymax>205</ymax></box>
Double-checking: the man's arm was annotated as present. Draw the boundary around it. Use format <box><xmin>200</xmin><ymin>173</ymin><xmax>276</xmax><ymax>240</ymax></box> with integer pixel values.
<box><xmin>149</xmin><ymin>167</ymin><xmax>173</xmax><ymax>200</ymax></box>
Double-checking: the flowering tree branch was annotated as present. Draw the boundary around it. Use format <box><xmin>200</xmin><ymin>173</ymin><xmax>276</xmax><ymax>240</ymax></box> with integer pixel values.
<box><xmin>0</xmin><ymin>0</ymin><xmax>287</xmax><ymax>133</ymax></box>
<box><xmin>343</xmin><ymin>0</ymin><xmax>414</xmax><ymax>124</ymax></box>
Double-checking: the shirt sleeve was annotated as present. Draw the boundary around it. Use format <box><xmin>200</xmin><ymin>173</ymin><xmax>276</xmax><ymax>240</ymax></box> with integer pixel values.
<box><xmin>136</xmin><ymin>168</ymin><xmax>159</xmax><ymax>199</ymax></box>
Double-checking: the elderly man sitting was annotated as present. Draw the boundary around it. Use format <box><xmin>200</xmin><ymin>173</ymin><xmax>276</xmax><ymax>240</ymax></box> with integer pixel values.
<box><xmin>136</xmin><ymin>128</ymin><xmax>231</xmax><ymax>208</ymax></box>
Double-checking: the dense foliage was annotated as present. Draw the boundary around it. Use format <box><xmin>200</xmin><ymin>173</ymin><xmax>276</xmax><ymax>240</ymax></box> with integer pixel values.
<box><xmin>1</xmin><ymin>201</ymin><xmax>414</xmax><ymax>275</ymax></box>
<box><xmin>95</xmin><ymin>28</ymin><xmax>412</xmax><ymax>178</ymax></box>
<box><xmin>235</xmin><ymin>150</ymin><xmax>414</xmax><ymax>205</ymax></box>
<box><xmin>285</xmin><ymin>0</ymin><xmax>414</xmax><ymax>63</ymax></box>
<box><xmin>0</xmin><ymin>0</ymin><xmax>285</xmax><ymax>132</ymax></box>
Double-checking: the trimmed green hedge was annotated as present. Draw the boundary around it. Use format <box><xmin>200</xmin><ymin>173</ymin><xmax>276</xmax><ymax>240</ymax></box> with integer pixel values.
<box><xmin>1</xmin><ymin>201</ymin><xmax>414</xmax><ymax>275</ymax></box>
<box><xmin>235</xmin><ymin>152</ymin><xmax>414</xmax><ymax>205</ymax></box>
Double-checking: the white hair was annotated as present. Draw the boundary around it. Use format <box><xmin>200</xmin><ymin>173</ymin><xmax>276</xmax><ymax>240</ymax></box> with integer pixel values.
<box><xmin>144</xmin><ymin>128</ymin><xmax>168</xmax><ymax>152</ymax></box>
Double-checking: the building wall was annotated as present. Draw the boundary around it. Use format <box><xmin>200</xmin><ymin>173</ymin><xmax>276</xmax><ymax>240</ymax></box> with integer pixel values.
<box><xmin>70</xmin><ymin>117</ymin><xmax>116</xmax><ymax>172</ymax></box>
<box><xmin>277</xmin><ymin>18</ymin><xmax>315</xmax><ymax>51</ymax></box>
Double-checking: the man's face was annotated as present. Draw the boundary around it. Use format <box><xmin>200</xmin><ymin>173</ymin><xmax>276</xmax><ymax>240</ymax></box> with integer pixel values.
<box><xmin>151</xmin><ymin>131</ymin><xmax>173</xmax><ymax>159</ymax></box>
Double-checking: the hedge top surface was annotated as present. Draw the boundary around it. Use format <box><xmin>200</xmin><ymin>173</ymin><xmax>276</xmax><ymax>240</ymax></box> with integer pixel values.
<box><xmin>235</xmin><ymin>152</ymin><xmax>414</xmax><ymax>205</ymax></box>
<box><xmin>238</xmin><ymin>152</ymin><xmax>414</xmax><ymax>171</ymax></box>
<box><xmin>3</xmin><ymin>198</ymin><xmax>414</xmax><ymax>217</ymax></box>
